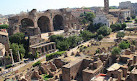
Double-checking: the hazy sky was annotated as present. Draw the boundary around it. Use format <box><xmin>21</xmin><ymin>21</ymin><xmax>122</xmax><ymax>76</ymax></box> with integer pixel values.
<box><xmin>0</xmin><ymin>0</ymin><xmax>136</xmax><ymax>15</ymax></box>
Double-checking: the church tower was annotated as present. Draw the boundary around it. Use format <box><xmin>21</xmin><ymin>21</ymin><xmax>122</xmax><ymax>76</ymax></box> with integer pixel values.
<box><xmin>104</xmin><ymin>0</ymin><xmax>109</xmax><ymax>13</ymax></box>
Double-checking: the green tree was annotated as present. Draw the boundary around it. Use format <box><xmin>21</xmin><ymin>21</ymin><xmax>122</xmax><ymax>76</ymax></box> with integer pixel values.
<box><xmin>49</xmin><ymin>35</ymin><xmax>64</xmax><ymax>42</ymax></box>
<box><xmin>97</xmin><ymin>34</ymin><xmax>104</xmax><ymax>41</ymax></box>
<box><xmin>85</xmin><ymin>12</ymin><xmax>95</xmax><ymax>22</ymax></box>
<box><xmin>10</xmin><ymin>43</ymin><xmax>25</xmax><ymax>61</ymax></box>
<box><xmin>131</xmin><ymin>15</ymin><xmax>136</xmax><ymax>19</ymax></box>
<box><xmin>119</xmin><ymin>41</ymin><xmax>130</xmax><ymax>49</ymax></box>
<box><xmin>34</xmin><ymin>51</ymin><xmax>40</xmax><ymax>59</ymax></box>
<box><xmin>110</xmin><ymin>24</ymin><xmax>122</xmax><ymax>31</ymax></box>
<box><xmin>67</xmin><ymin>36</ymin><xmax>82</xmax><ymax>48</ymax></box>
<box><xmin>97</xmin><ymin>26</ymin><xmax>112</xmax><ymax>36</ymax></box>
<box><xmin>19</xmin><ymin>44</ymin><xmax>25</xmax><ymax>59</ymax></box>
<box><xmin>80</xmin><ymin>30</ymin><xmax>96</xmax><ymax>41</ymax></box>
<box><xmin>135</xmin><ymin>18</ymin><xmax>137</xmax><ymax>23</ymax></box>
<box><xmin>0</xmin><ymin>24</ymin><xmax>9</xmax><ymax>29</ymax></box>
<box><xmin>112</xmin><ymin>47</ymin><xmax>121</xmax><ymax>56</ymax></box>
<box><xmin>121</xmin><ymin>23</ymin><xmax>126</xmax><ymax>29</ymax></box>
<box><xmin>9</xmin><ymin>33</ymin><xmax>25</xmax><ymax>44</ymax></box>
<box><xmin>10</xmin><ymin>43</ymin><xmax>19</xmax><ymax>62</ymax></box>
<box><xmin>80</xmin><ymin>12</ymin><xmax>95</xmax><ymax>25</ymax></box>
<box><xmin>56</xmin><ymin>40</ymin><xmax>69</xmax><ymax>51</ymax></box>
<box><xmin>81</xmin><ymin>18</ymin><xmax>87</xmax><ymax>25</ymax></box>
<box><xmin>88</xmin><ymin>23</ymin><xmax>104</xmax><ymax>32</ymax></box>
<box><xmin>127</xmin><ymin>17</ymin><xmax>130</xmax><ymax>21</ymax></box>
<box><xmin>116</xmin><ymin>32</ymin><xmax>125</xmax><ymax>39</ymax></box>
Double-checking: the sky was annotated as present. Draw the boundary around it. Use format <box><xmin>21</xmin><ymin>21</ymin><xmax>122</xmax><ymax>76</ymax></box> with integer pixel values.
<box><xmin>0</xmin><ymin>0</ymin><xmax>137</xmax><ymax>15</ymax></box>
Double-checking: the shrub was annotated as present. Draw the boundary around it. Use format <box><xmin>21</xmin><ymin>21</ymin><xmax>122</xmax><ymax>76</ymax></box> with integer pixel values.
<box><xmin>43</xmin><ymin>74</ymin><xmax>53</xmax><ymax>80</ymax></box>
<box><xmin>9</xmin><ymin>33</ymin><xmax>25</xmax><ymax>44</ymax></box>
<box><xmin>33</xmin><ymin>61</ymin><xmax>41</xmax><ymax>67</ymax></box>
<box><xmin>0</xmin><ymin>24</ymin><xmax>9</xmax><ymax>29</ymax></box>
<box><xmin>135</xmin><ymin>18</ymin><xmax>137</xmax><ymax>23</ymax></box>
<box><xmin>112</xmin><ymin>47</ymin><xmax>121</xmax><ymax>56</ymax></box>
<box><xmin>56</xmin><ymin>40</ymin><xmax>69</xmax><ymax>51</ymax></box>
<box><xmin>80</xmin><ymin>30</ymin><xmax>96</xmax><ymax>41</ymax></box>
<box><xmin>131</xmin><ymin>15</ymin><xmax>136</xmax><ymax>19</ymax></box>
<box><xmin>116</xmin><ymin>32</ymin><xmax>125</xmax><ymax>39</ymax></box>
<box><xmin>6</xmin><ymin>64</ymin><xmax>12</xmax><ymax>69</ymax></box>
<box><xmin>96</xmin><ymin>49</ymin><xmax>100</xmax><ymax>53</ymax></box>
<box><xmin>127</xmin><ymin>17</ymin><xmax>130</xmax><ymax>21</ymax></box>
<box><xmin>119</xmin><ymin>41</ymin><xmax>130</xmax><ymax>49</ymax></box>
<box><xmin>46</xmin><ymin>51</ymin><xmax>66</xmax><ymax>60</ymax></box>
<box><xmin>97</xmin><ymin>34</ymin><xmax>104</xmax><ymax>41</ymax></box>
<box><xmin>97</xmin><ymin>26</ymin><xmax>112</xmax><ymax>36</ymax></box>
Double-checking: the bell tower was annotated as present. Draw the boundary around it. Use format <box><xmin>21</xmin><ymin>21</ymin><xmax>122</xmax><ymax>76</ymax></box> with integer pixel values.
<box><xmin>104</xmin><ymin>0</ymin><xmax>109</xmax><ymax>13</ymax></box>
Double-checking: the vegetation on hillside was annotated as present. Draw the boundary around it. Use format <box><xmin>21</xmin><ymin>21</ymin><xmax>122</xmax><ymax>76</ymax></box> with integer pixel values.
<box><xmin>0</xmin><ymin>24</ymin><xmax>9</xmax><ymax>29</ymax></box>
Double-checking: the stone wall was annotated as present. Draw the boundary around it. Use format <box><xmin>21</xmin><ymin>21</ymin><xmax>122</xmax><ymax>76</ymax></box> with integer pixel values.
<box><xmin>0</xmin><ymin>32</ymin><xmax>9</xmax><ymax>51</ymax></box>
<box><xmin>62</xmin><ymin>59</ymin><xmax>83</xmax><ymax>81</ymax></box>
<box><xmin>8</xmin><ymin>9</ymin><xmax>80</xmax><ymax>36</ymax></box>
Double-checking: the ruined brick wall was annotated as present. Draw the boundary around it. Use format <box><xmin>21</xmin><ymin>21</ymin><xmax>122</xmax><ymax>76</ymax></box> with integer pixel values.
<box><xmin>28</xmin><ymin>34</ymin><xmax>43</xmax><ymax>45</ymax></box>
<box><xmin>53</xmin><ymin>59</ymin><xmax>65</xmax><ymax>68</ymax></box>
<box><xmin>82</xmin><ymin>71</ymin><xmax>94</xmax><ymax>81</ymax></box>
<box><xmin>0</xmin><ymin>32</ymin><xmax>9</xmax><ymax>51</ymax></box>
<box><xmin>62</xmin><ymin>59</ymin><xmax>83</xmax><ymax>81</ymax></box>
<box><xmin>8</xmin><ymin>9</ymin><xmax>80</xmax><ymax>36</ymax></box>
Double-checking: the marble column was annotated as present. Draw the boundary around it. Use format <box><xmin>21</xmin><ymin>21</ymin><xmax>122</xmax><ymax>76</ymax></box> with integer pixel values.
<box><xmin>10</xmin><ymin>49</ymin><xmax>14</xmax><ymax>65</ymax></box>
<box><xmin>43</xmin><ymin>46</ymin><xmax>46</xmax><ymax>53</ymax></box>
<box><xmin>18</xmin><ymin>51</ymin><xmax>21</xmax><ymax>62</ymax></box>
<box><xmin>54</xmin><ymin>44</ymin><xmax>56</xmax><ymax>50</ymax></box>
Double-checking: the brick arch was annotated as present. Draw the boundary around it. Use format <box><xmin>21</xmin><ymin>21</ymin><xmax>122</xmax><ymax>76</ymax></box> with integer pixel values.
<box><xmin>37</xmin><ymin>16</ymin><xmax>51</xmax><ymax>33</ymax></box>
<box><xmin>20</xmin><ymin>18</ymin><xmax>34</xmax><ymax>27</ymax></box>
<box><xmin>53</xmin><ymin>14</ymin><xmax>64</xmax><ymax>31</ymax></box>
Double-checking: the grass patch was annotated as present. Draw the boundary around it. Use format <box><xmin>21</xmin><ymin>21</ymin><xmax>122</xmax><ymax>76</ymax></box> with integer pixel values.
<box><xmin>43</xmin><ymin>74</ymin><xmax>53</xmax><ymax>81</ymax></box>
<box><xmin>5</xmin><ymin>64</ymin><xmax>12</xmax><ymax>69</ymax></box>
<box><xmin>32</xmin><ymin>61</ymin><xmax>41</xmax><ymax>67</ymax></box>
<box><xmin>84</xmin><ymin>42</ymin><xmax>115</xmax><ymax>55</ymax></box>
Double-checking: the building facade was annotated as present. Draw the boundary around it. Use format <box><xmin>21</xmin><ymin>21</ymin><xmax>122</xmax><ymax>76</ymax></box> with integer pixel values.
<box><xmin>93</xmin><ymin>11</ymin><xmax>118</xmax><ymax>27</ymax></box>
<box><xmin>119</xmin><ymin>1</ymin><xmax>137</xmax><ymax>16</ymax></box>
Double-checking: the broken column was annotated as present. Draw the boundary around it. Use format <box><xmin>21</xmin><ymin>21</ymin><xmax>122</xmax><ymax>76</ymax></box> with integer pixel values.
<box><xmin>130</xmin><ymin>45</ymin><xmax>135</xmax><ymax>52</ymax></box>
<box><xmin>18</xmin><ymin>50</ymin><xmax>21</xmax><ymax>62</ymax></box>
<box><xmin>10</xmin><ymin>49</ymin><xmax>14</xmax><ymax>65</ymax></box>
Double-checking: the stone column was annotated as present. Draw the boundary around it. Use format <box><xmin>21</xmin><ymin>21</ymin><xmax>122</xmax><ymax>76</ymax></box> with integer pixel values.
<box><xmin>18</xmin><ymin>51</ymin><xmax>21</xmax><ymax>62</ymax></box>
<box><xmin>54</xmin><ymin>44</ymin><xmax>56</xmax><ymax>50</ymax></box>
<box><xmin>10</xmin><ymin>49</ymin><xmax>14</xmax><ymax>65</ymax></box>
<box><xmin>49</xmin><ymin>18</ymin><xmax>54</xmax><ymax>32</ymax></box>
<box><xmin>50</xmin><ymin>45</ymin><xmax>52</xmax><ymax>50</ymax></box>
<box><xmin>47</xmin><ymin>45</ymin><xmax>49</xmax><ymax>53</ymax></box>
<box><xmin>43</xmin><ymin>46</ymin><xmax>46</xmax><ymax>53</ymax></box>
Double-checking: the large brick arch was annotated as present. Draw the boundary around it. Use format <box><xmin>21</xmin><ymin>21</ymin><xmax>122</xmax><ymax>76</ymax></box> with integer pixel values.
<box><xmin>8</xmin><ymin>9</ymin><xmax>81</xmax><ymax>35</ymax></box>
<box><xmin>21</xmin><ymin>18</ymin><xmax>34</xmax><ymax>27</ymax></box>
<box><xmin>53</xmin><ymin>14</ymin><xmax>64</xmax><ymax>30</ymax></box>
<box><xmin>37</xmin><ymin>16</ymin><xmax>51</xmax><ymax>33</ymax></box>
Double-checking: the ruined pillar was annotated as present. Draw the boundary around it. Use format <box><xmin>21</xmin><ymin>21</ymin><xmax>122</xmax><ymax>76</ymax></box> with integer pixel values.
<box><xmin>133</xmin><ymin>55</ymin><xmax>137</xmax><ymax>64</ymax></box>
<box><xmin>130</xmin><ymin>45</ymin><xmax>135</xmax><ymax>52</ymax></box>
<box><xmin>43</xmin><ymin>46</ymin><xmax>46</xmax><ymax>53</ymax></box>
<box><xmin>54</xmin><ymin>44</ymin><xmax>56</xmax><ymax>50</ymax></box>
<box><xmin>10</xmin><ymin>49</ymin><xmax>14</xmax><ymax>65</ymax></box>
<box><xmin>49</xmin><ymin>18</ymin><xmax>54</xmax><ymax>32</ymax></box>
<box><xmin>109</xmin><ymin>57</ymin><xmax>112</xmax><ymax>66</ymax></box>
<box><xmin>18</xmin><ymin>50</ymin><xmax>21</xmax><ymax>62</ymax></box>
